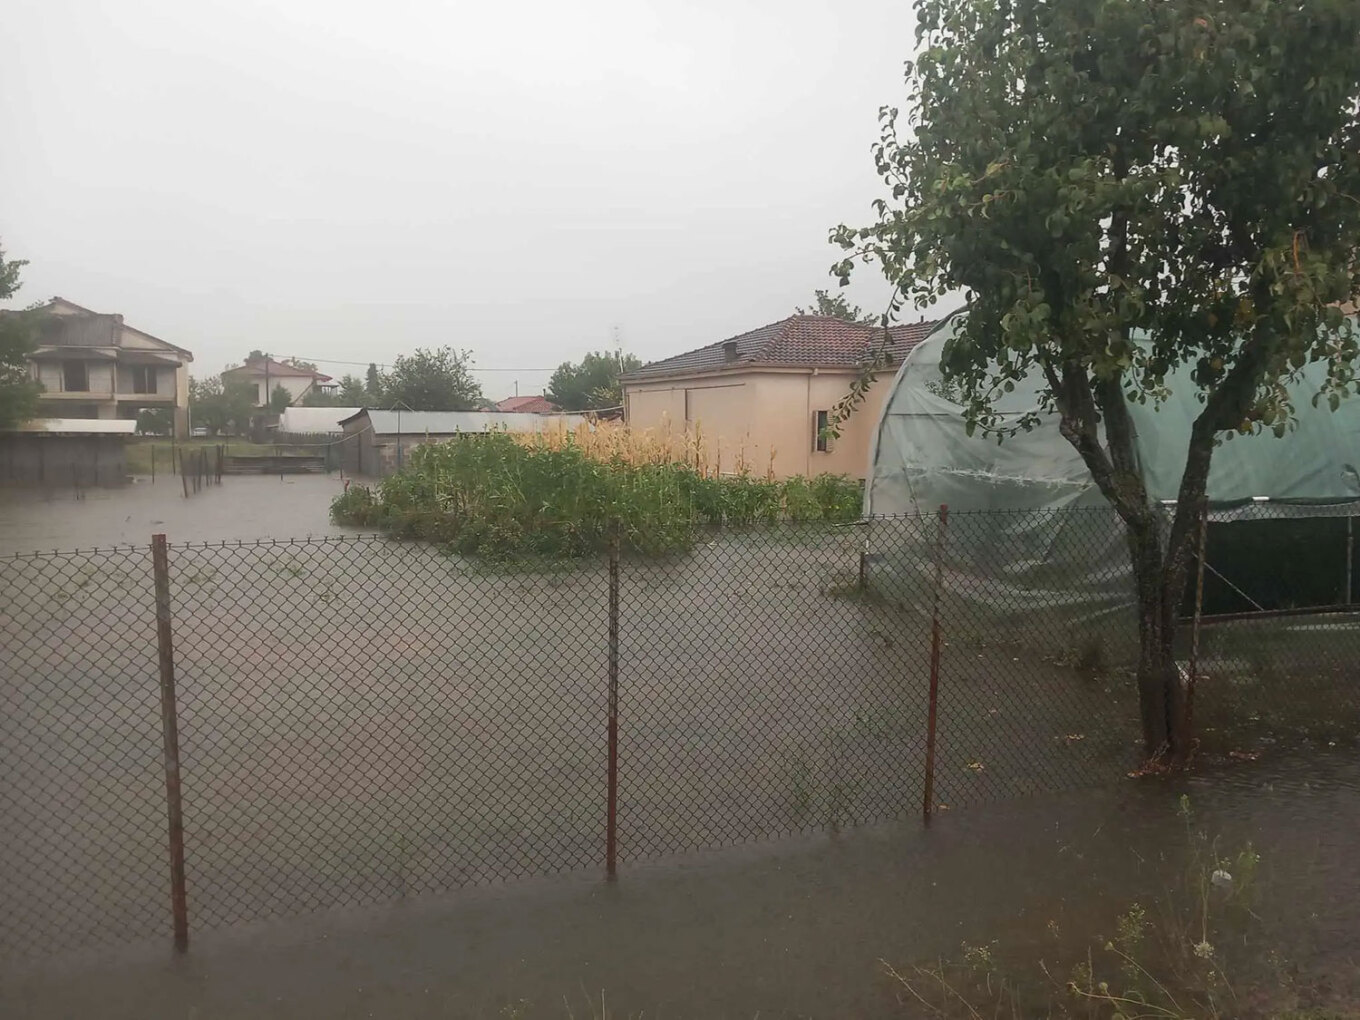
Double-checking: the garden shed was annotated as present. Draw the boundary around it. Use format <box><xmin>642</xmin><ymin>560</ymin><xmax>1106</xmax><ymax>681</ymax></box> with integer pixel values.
<box><xmin>863</xmin><ymin>312</ymin><xmax>1360</xmax><ymax>631</ymax></box>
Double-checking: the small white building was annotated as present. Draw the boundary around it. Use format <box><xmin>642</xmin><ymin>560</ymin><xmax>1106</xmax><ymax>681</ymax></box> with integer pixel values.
<box><xmin>338</xmin><ymin>409</ymin><xmax>588</xmax><ymax>477</ymax></box>
<box><xmin>274</xmin><ymin>406</ymin><xmax>363</xmax><ymax>435</ymax></box>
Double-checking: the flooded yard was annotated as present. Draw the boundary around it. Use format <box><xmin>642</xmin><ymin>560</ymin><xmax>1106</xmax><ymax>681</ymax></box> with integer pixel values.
<box><xmin>0</xmin><ymin>474</ymin><xmax>352</xmax><ymax>552</ymax></box>
<box><xmin>2</xmin><ymin>475</ymin><xmax>1356</xmax><ymax>1017</ymax></box>
<box><xmin>1</xmin><ymin>748</ymin><xmax>1356</xmax><ymax>1018</ymax></box>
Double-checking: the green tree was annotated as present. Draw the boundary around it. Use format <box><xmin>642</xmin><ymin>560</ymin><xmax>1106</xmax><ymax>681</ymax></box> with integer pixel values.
<box><xmin>834</xmin><ymin>0</ymin><xmax>1360</xmax><ymax>758</ymax></box>
<box><xmin>383</xmin><ymin>347</ymin><xmax>483</xmax><ymax>411</ymax></box>
<box><xmin>269</xmin><ymin>383</ymin><xmax>292</xmax><ymax>413</ymax></box>
<box><xmin>189</xmin><ymin>375</ymin><xmax>256</xmax><ymax>436</ymax></box>
<box><xmin>136</xmin><ymin>407</ymin><xmax>174</xmax><ymax>435</ymax></box>
<box><xmin>327</xmin><ymin>373</ymin><xmax>372</xmax><ymax>405</ymax></box>
<box><xmin>301</xmin><ymin>387</ymin><xmax>342</xmax><ymax>407</ymax></box>
<box><xmin>545</xmin><ymin>350</ymin><xmax>642</xmax><ymax>411</ymax></box>
<box><xmin>0</xmin><ymin>243</ymin><xmax>42</xmax><ymax>430</ymax></box>
<box><xmin>795</xmin><ymin>288</ymin><xmax>876</xmax><ymax>324</ymax></box>
<box><xmin>365</xmin><ymin>362</ymin><xmax>386</xmax><ymax>403</ymax></box>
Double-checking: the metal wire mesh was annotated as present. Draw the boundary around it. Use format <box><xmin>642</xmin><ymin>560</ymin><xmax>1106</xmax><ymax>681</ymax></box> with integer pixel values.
<box><xmin>2</xmin><ymin>508</ymin><xmax>1358</xmax><ymax>957</ymax></box>
<box><xmin>619</xmin><ymin>522</ymin><xmax>931</xmax><ymax>857</ymax></box>
<box><xmin>0</xmin><ymin>547</ymin><xmax>166</xmax><ymax>955</ymax></box>
<box><xmin>168</xmin><ymin>537</ymin><xmax>607</xmax><ymax>928</ymax></box>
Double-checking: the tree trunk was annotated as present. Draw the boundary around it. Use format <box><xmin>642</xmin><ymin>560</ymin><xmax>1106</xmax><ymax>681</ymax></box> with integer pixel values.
<box><xmin>1127</xmin><ymin>513</ymin><xmax>1193</xmax><ymax>761</ymax></box>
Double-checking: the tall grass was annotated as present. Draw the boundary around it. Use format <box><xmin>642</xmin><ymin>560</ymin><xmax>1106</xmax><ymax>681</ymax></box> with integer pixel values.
<box><xmin>330</xmin><ymin>430</ymin><xmax>862</xmax><ymax>559</ymax></box>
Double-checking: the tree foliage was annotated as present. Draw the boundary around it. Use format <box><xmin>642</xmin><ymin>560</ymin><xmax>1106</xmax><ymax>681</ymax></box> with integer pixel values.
<box><xmin>189</xmin><ymin>375</ymin><xmax>255</xmax><ymax>435</ymax></box>
<box><xmin>834</xmin><ymin>0</ymin><xmax>1360</xmax><ymax>757</ymax></box>
<box><xmin>269</xmin><ymin>383</ymin><xmax>292</xmax><ymax>413</ymax></box>
<box><xmin>136</xmin><ymin>407</ymin><xmax>174</xmax><ymax>435</ymax></box>
<box><xmin>382</xmin><ymin>346</ymin><xmax>483</xmax><ymax>411</ymax></box>
<box><xmin>0</xmin><ymin>243</ymin><xmax>42</xmax><ymax>430</ymax></box>
<box><xmin>301</xmin><ymin>385</ymin><xmax>347</xmax><ymax>407</ymax></box>
<box><xmin>365</xmin><ymin>363</ymin><xmax>384</xmax><ymax>401</ymax></box>
<box><xmin>795</xmin><ymin>288</ymin><xmax>876</xmax><ymax>324</ymax></box>
<box><xmin>545</xmin><ymin>350</ymin><xmax>642</xmax><ymax>411</ymax></box>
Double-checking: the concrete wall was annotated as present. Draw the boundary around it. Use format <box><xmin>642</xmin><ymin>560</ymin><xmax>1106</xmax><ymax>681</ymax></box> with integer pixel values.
<box><xmin>343</xmin><ymin>433</ymin><xmax>460</xmax><ymax>478</ymax></box>
<box><xmin>34</xmin><ymin>360</ymin><xmax>115</xmax><ymax>396</ymax></box>
<box><xmin>114</xmin><ymin>364</ymin><xmax>177</xmax><ymax>397</ymax></box>
<box><xmin>623</xmin><ymin>369</ymin><xmax>895</xmax><ymax>480</ymax></box>
<box><xmin>0</xmin><ymin>434</ymin><xmax>129</xmax><ymax>486</ymax></box>
<box><xmin>242</xmin><ymin>374</ymin><xmax>319</xmax><ymax>406</ymax></box>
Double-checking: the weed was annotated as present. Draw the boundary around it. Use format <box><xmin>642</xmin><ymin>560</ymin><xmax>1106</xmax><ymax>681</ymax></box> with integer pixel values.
<box><xmin>881</xmin><ymin>800</ymin><xmax>1326</xmax><ymax>1018</ymax></box>
<box><xmin>330</xmin><ymin>431</ymin><xmax>863</xmax><ymax>560</ymax></box>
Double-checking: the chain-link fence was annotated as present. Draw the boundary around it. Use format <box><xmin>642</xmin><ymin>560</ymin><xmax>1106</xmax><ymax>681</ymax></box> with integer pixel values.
<box><xmin>2</xmin><ymin>509</ymin><xmax>1358</xmax><ymax>958</ymax></box>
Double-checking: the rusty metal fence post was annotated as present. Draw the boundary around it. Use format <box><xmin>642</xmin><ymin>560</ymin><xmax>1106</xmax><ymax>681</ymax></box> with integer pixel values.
<box><xmin>1186</xmin><ymin>497</ymin><xmax>1209</xmax><ymax>737</ymax></box>
<box><xmin>606</xmin><ymin>526</ymin><xmax>621</xmax><ymax>879</ymax></box>
<box><xmin>922</xmin><ymin>504</ymin><xmax>949</xmax><ymax>822</ymax></box>
<box><xmin>152</xmin><ymin>534</ymin><xmax>190</xmax><ymax>952</ymax></box>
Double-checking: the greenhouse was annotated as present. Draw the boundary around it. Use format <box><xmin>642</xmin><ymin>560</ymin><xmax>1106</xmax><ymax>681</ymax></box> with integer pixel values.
<box><xmin>863</xmin><ymin>311</ymin><xmax>1360</xmax><ymax>639</ymax></box>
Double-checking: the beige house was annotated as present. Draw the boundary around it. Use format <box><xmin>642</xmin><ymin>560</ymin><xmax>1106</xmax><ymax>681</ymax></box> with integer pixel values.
<box><xmin>621</xmin><ymin>315</ymin><xmax>939</xmax><ymax>480</ymax></box>
<box><xmin>221</xmin><ymin>356</ymin><xmax>335</xmax><ymax>407</ymax></box>
<box><xmin>17</xmin><ymin>297</ymin><xmax>194</xmax><ymax>437</ymax></box>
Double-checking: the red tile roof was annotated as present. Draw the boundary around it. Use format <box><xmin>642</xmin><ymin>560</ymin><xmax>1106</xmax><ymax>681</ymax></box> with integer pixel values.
<box><xmin>622</xmin><ymin>315</ymin><xmax>941</xmax><ymax>380</ymax></box>
<box><xmin>223</xmin><ymin>356</ymin><xmax>333</xmax><ymax>382</ymax></box>
<box><xmin>495</xmin><ymin>395</ymin><xmax>559</xmax><ymax>414</ymax></box>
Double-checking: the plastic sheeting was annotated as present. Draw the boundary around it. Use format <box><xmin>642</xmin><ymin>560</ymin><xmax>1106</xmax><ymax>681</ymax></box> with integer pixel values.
<box><xmin>864</xmin><ymin>311</ymin><xmax>1360</xmax><ymax>643</ymax></box>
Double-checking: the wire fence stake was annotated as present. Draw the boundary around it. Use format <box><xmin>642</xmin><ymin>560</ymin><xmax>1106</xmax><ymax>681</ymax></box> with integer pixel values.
<box><xmin>923</xmin><ymin>503</ymin><xmax>949</xmax><ymax>822</ymax></box>
<box><xmin>152</xmin><ymin>533</ymin><xmax>189</xmax><ymax>952</ymax></box>
<box><xmin>606</xmin><ymin>526</ymin><xmax>621</xmax><ymax>879</ymax></box>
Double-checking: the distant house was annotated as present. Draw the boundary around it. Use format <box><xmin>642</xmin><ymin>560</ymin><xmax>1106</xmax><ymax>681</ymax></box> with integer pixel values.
<box><xmin>221</xmin><ymin>356</ymin><xmax>335</xmax><ymax>408</ymax></box>
<box><xmin>339</xmin><ymin>408</ymin><xmax>588</xmax><ymax>477</ymax></box>
<box><xmin>5</xmin><ymin>297</ymin><xmax>195</xmax><ymax>437</ymax></box>
<box><xmin>620</xmin><ymin>315</ymin><xmax>939</xmax><ymax>480</ymax></box>
<box><xmin>495</xmin><ymin>394</ymin><xmax>560</xmax><ymax>414</ymax></box>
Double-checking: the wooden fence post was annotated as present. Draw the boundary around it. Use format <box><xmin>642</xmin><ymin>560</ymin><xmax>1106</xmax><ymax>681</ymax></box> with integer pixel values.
<box><xmin>923</xmin><ymin>504</ymin><xmax>949</xmax><ymax>822</ymax></box>
<box><xmin>606</xmin><ymin>526</ymin><xmax>621</xmax><ymax>879</ymax></box>
<box><xmin>152</xmin><ymin>534</ymin><xmax>190</xmax><ymax>952</ymax></box>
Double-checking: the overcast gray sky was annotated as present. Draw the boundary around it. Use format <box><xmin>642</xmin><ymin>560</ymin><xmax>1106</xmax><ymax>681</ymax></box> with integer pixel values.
<box><xmin>2</xmin><ymin>0</ymin><xmax>916</xmax><ymax>398</ymax></box>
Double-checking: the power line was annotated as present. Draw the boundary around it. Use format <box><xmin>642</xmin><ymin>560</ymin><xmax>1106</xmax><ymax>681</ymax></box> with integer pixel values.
<box><xmin>276</xmin><ymin>354</ymin><xmax>555</xmax><ymax>372</ymax></box>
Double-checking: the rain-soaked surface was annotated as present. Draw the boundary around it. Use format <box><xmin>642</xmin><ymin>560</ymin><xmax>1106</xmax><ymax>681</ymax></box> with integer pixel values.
<box><xmin>0</xmin><ymin>474</ymin><xmax>352</xmax><ymax>553</ymax></box>
<box><xmin>0</xmin><ymin>749</ymin><xmax>1354</xmax><ymax>1018</ymax></box>
<box><xmin>1</xmin><ymin>480</ymin><xmax>1357</xmax><ymax>1016</ymax></box>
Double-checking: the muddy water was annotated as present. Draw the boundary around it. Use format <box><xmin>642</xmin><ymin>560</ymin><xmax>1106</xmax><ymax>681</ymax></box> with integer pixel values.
<box><xmin>0</xmin><ymin>475</ymin><xmax>351</xmax><ymax>552</ymax></box>
<box><xmin>2</xmin><ymin>749</ymin><xmax>1356</xmax><ymax>1018</ymax></box>
<box><xmin>2</xmin><ymin>479</ymin><xmax>1356</xmax><ymax>1016</ymax></box>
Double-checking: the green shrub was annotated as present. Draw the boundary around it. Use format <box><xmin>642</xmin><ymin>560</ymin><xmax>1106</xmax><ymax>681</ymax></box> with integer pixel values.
<box><xmin>330</xmin><ymin>433</ymin><xmax>864</xmax><ymax>560</ymax></box>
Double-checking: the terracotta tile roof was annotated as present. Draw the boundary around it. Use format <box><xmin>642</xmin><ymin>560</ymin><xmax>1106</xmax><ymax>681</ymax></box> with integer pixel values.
<box><xmin>495</xmin><ymin>395</ymin><xmax>559</xmax><ymax>413</ymax></box>
<box><xmin>622</xmin><ymin>315</ymin><xmax>941</xmax><ymax>380</ymax></box>
<box><xmin>223</xmin><ymin>356</ymin><xmax>333</xmax><ymax>382</ymax></box>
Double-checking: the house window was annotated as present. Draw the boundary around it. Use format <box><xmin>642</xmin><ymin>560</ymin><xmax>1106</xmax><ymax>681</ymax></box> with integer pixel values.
<box><xmin>63</xmin><ymin>361</ymin><xmax>89</xmax><ymax>392</ymax></box>
<box><xmin>131</xmin><ymin>366</ymin><xmax>157</xmax><ymax>394</ymax></box>
<box><xmin>815</xmin><ymin>410</ymin><xmax>830</xmax><ymax>452</ymax></box>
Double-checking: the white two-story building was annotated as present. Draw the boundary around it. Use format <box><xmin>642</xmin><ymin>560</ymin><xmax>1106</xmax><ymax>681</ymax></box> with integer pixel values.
<box><xmin>20</xmin><ymin>297</ymin><xmax>194</xmax><ymax>437</ymax></box>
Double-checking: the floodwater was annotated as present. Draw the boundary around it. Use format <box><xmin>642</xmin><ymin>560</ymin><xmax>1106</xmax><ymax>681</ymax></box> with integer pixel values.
<box><xmin>0</xmin><ymin>481</ymin><xmax>1354</xmax><ymax>1020</ymax></box>
<box><xmin>0</xmin><ymin>474</ymin><xmax>352</xmax><ymax>552</ymax></box>
<box><xmin>1</xmin><ymin>748</ymin><xmax>1356</xmax><ymax>1018</ymax></box>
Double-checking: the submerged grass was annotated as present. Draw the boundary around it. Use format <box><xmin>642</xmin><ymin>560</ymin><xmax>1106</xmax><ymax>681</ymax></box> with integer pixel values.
<box><xmin>329</xmin><ymin>431</ymin><xmax>862</xmax><ymax>559</ymax></box>
<box><xmin>125</xmin><ymin>438</ymin><xmax>275</xmax><ymax>475</ymax></box>
<box><xmin>881</xmin><ymin>797</ymin><xmax>1351</xmax><ymax>1019</ymax></box>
